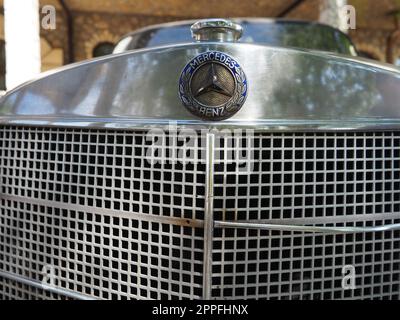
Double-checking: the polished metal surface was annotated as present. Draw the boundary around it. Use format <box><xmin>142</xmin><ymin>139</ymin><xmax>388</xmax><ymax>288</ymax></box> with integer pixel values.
<box><xmin>191</xmin><ymin>19</ymin><xmax>243</xmax><ymax>42</ymax></box>
<box><xmin>1</xmin><ymin>126</ymin><xmax>400</xmax><ymax>300</ymax></box>
<box><xmin>114</xmin><ymin>18</ymin><xmax>357</xmax><ymax>55</ymax></box>
<box><xmin>1</xmin><ymin>42</ymin><xmax>400</xmax><ymax>130</ymax></box>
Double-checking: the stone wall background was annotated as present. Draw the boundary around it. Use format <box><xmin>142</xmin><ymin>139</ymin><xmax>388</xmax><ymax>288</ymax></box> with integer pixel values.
<box><xmin>2</xmin><ymin>0</ymin><xmax>400</xmax><ymax>68</ymax></box>
<box><xmin>72</xmin><ymin>12</ymin><xmax>185</xmax><ymax>61</ymax></box>
<box><xmin>38</xmin><ymin>0</ymin><xmax>322</xmax><ymax>64</ymax></box>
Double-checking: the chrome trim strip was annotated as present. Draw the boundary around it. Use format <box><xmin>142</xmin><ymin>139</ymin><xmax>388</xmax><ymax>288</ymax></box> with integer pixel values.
<box><xmin>215</xmin><ymin>221</ymin><xmax>400</xmax><ymax>234</ymax></box>
<box><xmin>0</xmin><ymin>194</ymin><xmax>204</xmax><ymax>229</ymax></box>
<box><xmin>2</xmin><ymin>117</ymin><xmax>400</xmax><ymax>131</ymax></box>
<box><xmin>0</xmin><ymin>271</ymin><xmax>97</xmax><ymax>300</ymax></box>
<box><xmin>237</xmin><ymin>213</ymin><xmax>400</xmax><ymax>226</ymax></box>
<box><xmin>202</xmin><ymin>133</ymin><xmax>214</xmax><ymax>299</ymax></box>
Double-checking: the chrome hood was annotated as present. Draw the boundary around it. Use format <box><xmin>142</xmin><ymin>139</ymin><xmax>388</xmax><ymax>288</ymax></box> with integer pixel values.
<box><xmin>1</xmin><ymin>19</ymin><xmax>400</xmax><ymax>130</ymax></box>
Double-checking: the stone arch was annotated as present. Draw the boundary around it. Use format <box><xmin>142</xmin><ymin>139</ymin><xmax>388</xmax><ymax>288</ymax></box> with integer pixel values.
<box><xmin>41</xmin><ymin>37</ymin><xmax>63</xmax><ymax>72</ymax></box>
<box><xmin>0</xmin><ymin>14</ymin><xmax>4</xmax><ymax>40</ymax></box>
<box><xmin>394</xmin><ymin>43</ymin><xmax>400</xmax><ymax>66</ymax></box>
<box><xmin>356</xmin><ymin>44</ymin><xmax>385</xmax><ymax>62</ymax></box>
<box><xmin>395</xmin><ymin>54</ymin><xmax>400</xmax><ymax>67</ymax></box>
<box><xmin>84</xmin><ymin>30</ymin><xmax>119</xmax><ymax>59</ymax></box>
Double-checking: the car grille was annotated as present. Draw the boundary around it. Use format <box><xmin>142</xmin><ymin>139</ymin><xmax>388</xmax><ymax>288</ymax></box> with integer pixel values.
<box><xmin>0</xmin><ymin>126</ymin><xmax>399</xmax><ymax>300</ymax></box>
<box><xmin>0</xmin><ymin>275</ymin><xmax>69</xmax><ymax>300</ymax></box>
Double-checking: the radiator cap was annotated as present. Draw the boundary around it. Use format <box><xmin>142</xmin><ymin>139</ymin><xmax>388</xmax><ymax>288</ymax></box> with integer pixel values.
<box><xmin>190</xmin><ymin>18</ymin><xmax>243</xmax><ymax>42</ymax></box>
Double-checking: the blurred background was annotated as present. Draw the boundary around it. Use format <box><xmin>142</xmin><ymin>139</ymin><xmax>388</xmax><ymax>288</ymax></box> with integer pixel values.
<box><xmin>0</xmin><ymin>0</ymin><xmax>399</xmax><ymax>91</ymax></box>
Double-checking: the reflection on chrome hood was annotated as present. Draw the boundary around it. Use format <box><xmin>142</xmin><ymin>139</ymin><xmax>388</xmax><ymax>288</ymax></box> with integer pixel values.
<box><xmin>1</xmin><ymin>18</ymin><xmax>400</xmax><ymax>130</ymax></box>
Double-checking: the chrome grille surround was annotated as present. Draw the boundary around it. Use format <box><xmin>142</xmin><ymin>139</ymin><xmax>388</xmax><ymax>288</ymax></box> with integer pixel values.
<box><xmin>0</xmin><ymin>126</ymin><xmax>400</xmax><ymax>300</ymax></box>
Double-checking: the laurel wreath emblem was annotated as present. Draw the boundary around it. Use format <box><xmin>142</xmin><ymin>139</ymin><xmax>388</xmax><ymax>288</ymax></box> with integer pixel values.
<box><xmin>178</xmin><ymin>51</ymin><xmax>248</xmax><ymax>121</ymax></box>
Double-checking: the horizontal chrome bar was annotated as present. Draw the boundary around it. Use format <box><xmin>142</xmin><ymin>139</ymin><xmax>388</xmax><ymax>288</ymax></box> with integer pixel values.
<box><xmin>240</xmin><ymin>213</ymin><xmax>400</xmax><ymax>226</ymax></box>
<box><xmin>215</xmin><ymin>221</ymin><xmax>400</xmax><ymax>234</ymax></box>
<box><xmin>2</xmin><ymin>117</ymin><xmax>400</xmax><ymax>131</ymax></box>
<box><xmin>0</xmin><ymin>271</ymin><xmax>97</xmax><ymax>300</ymax></box>
<box><xmin>0</xmin><ymin>194</ymin><xmax>204</xmax><ymax>229</ymax></box>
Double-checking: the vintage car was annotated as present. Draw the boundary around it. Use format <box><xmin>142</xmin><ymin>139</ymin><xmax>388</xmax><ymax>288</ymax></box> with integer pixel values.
<box><xmin>0</xmin><ymin>18</ymin><xmax>400</xmax><ymax>300</ymax></box>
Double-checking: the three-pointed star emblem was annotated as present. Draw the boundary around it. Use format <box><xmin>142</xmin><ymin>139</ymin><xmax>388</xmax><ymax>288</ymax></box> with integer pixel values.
<box><xmin>194</xmin><ymin>63</ymin><xmax>233</xmax><ymax>98</ymax></box>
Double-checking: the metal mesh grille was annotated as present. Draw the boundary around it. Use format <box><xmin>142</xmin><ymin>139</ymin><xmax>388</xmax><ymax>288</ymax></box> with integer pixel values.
<box><xmin>0</xmin><ymin>127</ymin><xmax>205</xmax><ymax>220</ymax></box>
<box><xmin>214</xmin><ymin>132</ymin><xmax>400</xmax><ymax>222</ymax></box>
<box><xmin>0</xmin><ymin>276</ymin><xmax>69</xmax><ymax>300</ymax></box>
<box><xmin>1</xmin><ymin>127</ymin><xmax>400</xmax><ymax>300</ymax></box>
<box><xmin>0</xmin><ymin>126</ymin><xmax>205</xmax><ymax>300</ymax></box>
<box><xmin>212</xmin><ymin>132</ymin><xmax>400</xmax><ymax>299</ymax></box>
<box><xmin>212</xmin><ymin>227</ymin><xmax>400</xmax><ymax>299</ymax></box>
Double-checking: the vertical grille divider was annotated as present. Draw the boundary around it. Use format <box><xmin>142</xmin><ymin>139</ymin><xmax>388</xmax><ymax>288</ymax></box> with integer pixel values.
<box><xmin>202</xmin><ymin>133</ymin><xmax>215</xmax><ymax>299</ymax></box>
